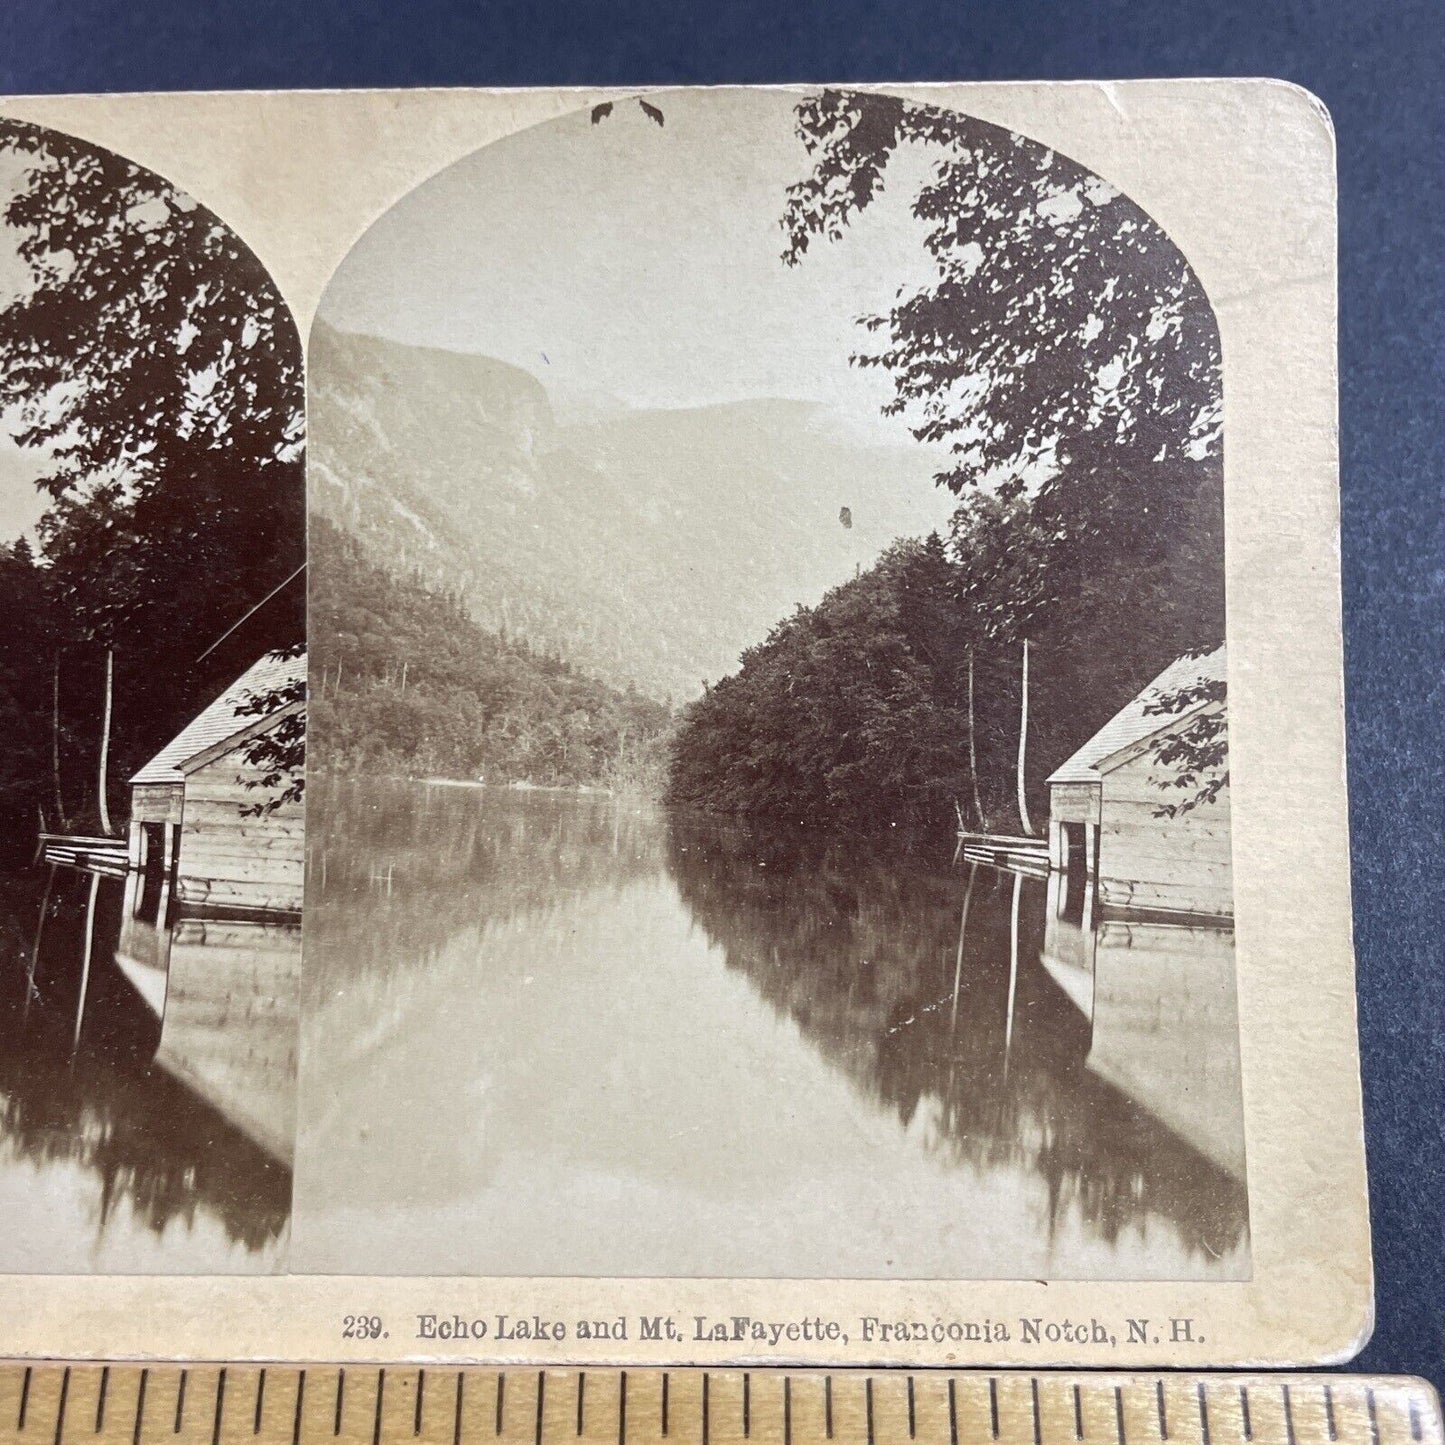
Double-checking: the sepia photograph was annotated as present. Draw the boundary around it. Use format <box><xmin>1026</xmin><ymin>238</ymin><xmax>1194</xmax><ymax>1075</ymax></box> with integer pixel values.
<box><xmin>296</xmin><ymin>87</ymin><xmax>1246</xmax><ymax>1282</ymax></box>
<box><xmin>0</xmin><ymin>120</ymin><xmax>305</xmax><ymax>1273</ymax></box>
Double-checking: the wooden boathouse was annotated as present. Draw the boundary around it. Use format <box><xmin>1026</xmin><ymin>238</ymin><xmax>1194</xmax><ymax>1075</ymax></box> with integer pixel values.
<box><xmin>128</xmin><ymin>650</ymin><xmax>306</xmax><ymax>916</ymax></box>
<box><xmin>1045</xmin><ymin>645</ymin><xmax>1230</xmax><ymax>918</ymax></box>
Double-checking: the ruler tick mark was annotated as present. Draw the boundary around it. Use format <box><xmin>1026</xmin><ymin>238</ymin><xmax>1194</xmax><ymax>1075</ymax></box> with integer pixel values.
<box><xmin>292</xmin><ymin>1373</ymin><xmax>306</xmax><ymax>1445</ymax></box>
<box><xmin>335</xmin><ymin>1373</ymin><xmax>345</xmax><ymax>1437</ymax></box>
<box><xmin>1411</xmin><ymin>1398</ymin><xmax>1423</xmax><ymax>1442</ymax></box>
<box><xmin>134</xmin><ymin>1373</ymin><xmax>148</xmax><ymax>1445</ymax></box>
<box><xmin>1031</xmin><ymin>1379</ymin><xmax>1041</xmax><ymax>1445</ymax></box>
<box><xmin>1157</xmin><ymin>1381</ymin><xmax>1168</xmax><ymax>1441</ymax></box>
<box><xmin>19</xmin><ymin>1366</ymin><xmax>31</xmax><ymax>1432</ymax></box>
<box><xmin>617</xmin><ymin>1373</ymin><xmax>627</xmax><ymax>1445</ymax></box>
<box><xmin>576</xmin><ymin>1373</ymin><xmax>585</xmax><ymax>1436</ymax></box>
<box><xmin>991</xmin><ymin>1379</ymin><xmax>1000</xmax><ymax>1440</ymax></box>
<box><xmin>256</xmin><ymin>1370</ymin><xmax>267</xmax><ymax>1434</ymax></box>
<box><xmin>1367</xmin><ymin>1390</ymin><xmax>1381</xmax><ymax>1445</ymax></box>
<box><xmin>54</xmin><ymin>1369</ymin><xmax>70</xmax><ymax>1445</ymax></box>
<box><xmin>175</xmin><ymin>1371</ymin><xmax>188</xmax><ymax>1435</ymax></box>
<box><xmin>534</xmin><ymin>1372</ymin><xmax>544</xmax><ymax>1445</ymax></box>
<box><xmin>1239</xmin><ymin>1388</ymin><xmax>1251</xmax><ymax>1443</ymax></box>
<box><xmin>909</xmin><ymin>1377</ymin><xmax>917</xmax><ymax>1441</ymax></box>
<box><xmin>1115</xmin><ymin>1385</ymin><xmax>1126</xmax><ymax>1445</ymax></box>
<box><xmin>1281</xmin><ymin>1387</ymin><xmax>1295</xmax><ymax>1445</ymax></box>
<box><xmin>866</xmin><ymin>1379</ymin><xmax>875</xmax><ymax>1445</ymax></box>
<box><xmin>213</xmin><ymin>1369</ymin><xmax>228</xmax><ymax>1445</ymax></box>
<box><xmin>97</xmin><ymin>1367</ymin><xmax>110</xmax><ymax>1433</ymax></box>
<box><xmin>414</xmin><ymin>1372</ymin><xmax>424</xmax><ymax>1437</ymax></box>
<box><xmin>1323</xmin><ymin>1387</ymin><xmax>1336</xmax><ymax>1443</ymax></box>
<box><xmin>374</xmin><ymin>1372</ymin><xmax>387</xmax><ymax>1445</ymax></box>
<box><xmin>948</xmin><ymin>1380</ymin><xmax>958</xmax><ymax>1445</ymax></box>
<box><xmin>824</xmin><ymin>1378</ymin><xmax>832</xmax><ymax>1442</ymax></box>
<box><xmin>661</xmin><ymin>1374</ymin><xmax>669</xmax><ymax>1438</ymax></box>
<box><xmin>702</xmin><ymin>1375</ymin><xmax>710</xmax><ymax>1445</ymax></box>
<box><xmin>1196</xmin><ymin>1384</ymin><xmax>1208</xmax><ymax>1445</ymax></box>
<box><xmin>495</xmin><ymin>1375</ymin><xmax>505</xmax><ymax>1437</ymax></box>
<box><xmin>743</xmin><ymin>1375</ymin><xmax>750</xmax><ymax>1439</ymax></box>
<box><xmin>1074</xmin><ymin>1384</ymin><xmax>1084</xmax><ymax>1441</ymax></box>
<box><xmin>453</xmin><ymin>1375</ymin><xmax>463</xmax><ymax>1445</ymax></box>
<box><xmin>784</xmin><ymin>1379</ymin><xmax>792</xmax><ymax>1445</ymax></box>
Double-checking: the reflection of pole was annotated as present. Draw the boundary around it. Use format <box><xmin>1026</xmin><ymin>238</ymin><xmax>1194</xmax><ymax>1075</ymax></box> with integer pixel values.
<box><xmin>73</xmin><ymin>870</ymin><xmax>100</xmax><ymax>1053</ymax></box>
<box><xmin>51</xmin><ymin>651</ymin><xmax>69</xmax><ymax>832</ymax></box>
<box><xmin>950</xmin><ymin>862</ymin><xmax>978</xmax><ymax>1034</ymax></box>
<box><xmin>97</xmin><ymin>649</ymin><xmax>114</xmax><ymax>836</ymax></box>
<box><xmin>1004</xmin><ymin>870</ymin><xmax>1022</xmax><ymax>1072</ymax></box>
<box><xmin>1016</xmin><ymin>639</ymin><xmax>1035</xmax><ymax>837</ymax></box>
<box><xmin>25</xmin><ymin>863</ymin><xmax>57</xmax><ymax>1022</ymax></box>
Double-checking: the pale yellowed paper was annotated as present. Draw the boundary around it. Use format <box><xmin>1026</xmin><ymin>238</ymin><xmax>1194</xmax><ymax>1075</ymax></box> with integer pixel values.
<box><xmin>0</xmin><ymin>80</ymin><xmax>1365</xmax><ymax>1367</ymax></box>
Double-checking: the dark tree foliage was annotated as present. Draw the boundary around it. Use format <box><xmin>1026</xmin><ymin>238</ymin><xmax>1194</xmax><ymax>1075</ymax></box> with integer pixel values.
<box><xmin>311</xmin><ymin>519</ymin><xmax>672</xmax><ymax>792</ymax></box>
<box><xmin>781</xmin><ymin>89</ymin><xmax>1221</xmax><ymax>494</ymax></box>
<box><xmin>0</xmin><ymin>540</ymin><xmax>58</xmax><ymax>852</ymax></box>
<box><xmin>0</xmin><ymin>120</ymin><xmax>305</xmax><ymax>840</ymax></box>
<box><xmin>668</xmin><ymin>539</ymin><xmax>998</xmax><ymax>830</ymax></box>
<box><xmin>668</xmin><ymin>91</ymin><xmax>1227</xmax><ymax>831</ymax></box>
<box><xmin>235</xmin><ymin>644</ymin><xmax>307</xmax><ymax>815</ymax></box>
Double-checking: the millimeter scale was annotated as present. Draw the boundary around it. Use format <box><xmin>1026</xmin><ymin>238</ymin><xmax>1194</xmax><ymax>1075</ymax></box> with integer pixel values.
<box><xmin>0</xmin><ymin>1369</ymin><xmax>1436</xmax><ymax>1445</ymax></box>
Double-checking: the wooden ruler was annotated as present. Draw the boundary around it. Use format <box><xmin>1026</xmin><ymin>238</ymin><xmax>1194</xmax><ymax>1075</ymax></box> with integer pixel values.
<box><xmin>0</xmin><ymin>1369</ymin><xmax>1437</xmax><ymax>1445</ymax></box>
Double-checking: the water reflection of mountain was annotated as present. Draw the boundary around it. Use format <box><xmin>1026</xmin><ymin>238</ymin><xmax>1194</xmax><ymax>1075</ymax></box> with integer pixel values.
<box><xmin>306</xmin><ymin>776</ymin><xmax>664</xmax><ymax>988</ymax></box>
<box><xmin>0</xmin><ymin>867</ymin><xmax>293</xmax><ymax>1271</ymax></box>
<box><xmin>664</xmin><ymin>813</ymin><xmax>1249</xmax><ymax>1265</ymax></box>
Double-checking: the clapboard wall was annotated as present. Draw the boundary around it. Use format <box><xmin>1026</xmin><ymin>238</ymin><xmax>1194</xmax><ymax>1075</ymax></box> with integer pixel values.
<box><xmin>1098</xmin><ymin>749</ymin><xmax>1233</xmax><ymax>917</ymax></box>
<box><xmin>176</xmin><ymin>746</ymin><xmax>304</xmax><ymax>914</ymax></box>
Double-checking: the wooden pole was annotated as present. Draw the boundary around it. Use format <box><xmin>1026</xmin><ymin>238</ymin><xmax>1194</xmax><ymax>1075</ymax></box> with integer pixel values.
<box><xmin>1015</xmin><ymin>638</ymin><xmax>1035</xmax><ymax>837</ymax></box>
<box><xmin>97</xmin><ymin>648</ymin><xmax>114</xmax><ymax>836</ymax></box>
<box><xmin>967</xmin><ymin>646</ymin><xmax>985</xmax><ymax>829</ymax></box>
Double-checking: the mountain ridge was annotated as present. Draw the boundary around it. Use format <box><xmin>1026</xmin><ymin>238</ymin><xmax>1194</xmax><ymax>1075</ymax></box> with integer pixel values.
<box><xmin>308</xmin><ymin>319</ymin><xmax>955</xmax><ymax>702</ymax></box>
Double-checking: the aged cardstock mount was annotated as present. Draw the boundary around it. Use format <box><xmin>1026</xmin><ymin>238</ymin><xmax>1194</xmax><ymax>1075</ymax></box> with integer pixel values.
<box><xmin>0</xmin><ymin>81</ymin><xmax>1366</xmax><ymax>1367</ymax></box>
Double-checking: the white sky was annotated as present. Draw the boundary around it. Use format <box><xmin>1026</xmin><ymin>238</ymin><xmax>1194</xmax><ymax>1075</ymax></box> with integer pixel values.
<box><xmin>0</xmin><ymin>149</ymin><xmax>49</xmax><ymax>540</ymax></box>
<box><xmin>319</xmin><ymin>89</ymin><xmax>945</xmax><ymax>449</ymax></box>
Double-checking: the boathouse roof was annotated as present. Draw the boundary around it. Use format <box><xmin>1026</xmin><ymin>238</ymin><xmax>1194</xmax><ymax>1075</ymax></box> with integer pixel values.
<box><xmin>131</xmin><ymin>649</ymin><xmax>306</xmax><ymax>787</ymax></box>
<box><xmin>1046</xmin><ymin>645</ymin><xmax>1226</xmax><ymax>787</ymax></box>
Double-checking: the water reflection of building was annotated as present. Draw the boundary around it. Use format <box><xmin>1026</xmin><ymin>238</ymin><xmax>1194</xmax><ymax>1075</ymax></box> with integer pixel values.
<box><xmin>129</xmin><ymin>650</ymin><xmax>305</xmax><ymax>916</ymax></box>
<box><xmin>116</xmin><ymin>869</ymin><xmax>300</xmax><ymax>1164</ymax></box>
<box><xmin>1046</xmin><ymin>646</ymin><xmax>1229</xmax><ymax>918</ymax></box>
<box><xmin>1041</xmin><ymin>871</ymin><xmax>1244</xmax><ymax>1182</ymax></box>
<box><xmin>665</xmin><ymin>815</ymin><xmax>1249</xmax><ymax>1268</ymax></box>
<box><xmin>0</xmin><ymin>868</ymin><xmax>293</xmax><ymax>1269</ymax></box>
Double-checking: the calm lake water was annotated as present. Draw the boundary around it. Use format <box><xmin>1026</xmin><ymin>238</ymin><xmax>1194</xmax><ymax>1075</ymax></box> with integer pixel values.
<box><xmin>295</xmin><ymin>779</ymin><xmax>1248</xmax><ymax>1280</ymax></box>
<box><xmin>0</xmin><ymin>866</ymin><xmax>295</xmax><ymax>1273</ymax></box>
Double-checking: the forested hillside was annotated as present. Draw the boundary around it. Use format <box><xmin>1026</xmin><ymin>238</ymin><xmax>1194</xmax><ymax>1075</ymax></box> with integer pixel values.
<box><xmin>668</xmin><ymin>476</ymin><xmax>1223</xmax><ymax>835</ymax></box>
<box><xmin>310</xmin><ymin>519</ymin><xmax>672</xmax><ymax>790</ymax></box>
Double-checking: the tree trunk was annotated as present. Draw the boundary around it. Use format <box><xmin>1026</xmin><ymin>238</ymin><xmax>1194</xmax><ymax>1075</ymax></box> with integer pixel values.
<box><xmin>966</xmin><ymin>646</ymin><xmax>985</xmax><ymax>829</ymax></box>
<box><xmin>50</xmin><ymin>651</ymin><xmax>69</xmax><ymax>832</ymax></box>
<box><xmin>1016</xmin><ymin>637</ymin><xmax>1035</xmax><ymax>837</ymax></box>
<box><xmin>97</xmin><ymin>648</ymin><xmax>114</xmax><ymax>836</ymax></box>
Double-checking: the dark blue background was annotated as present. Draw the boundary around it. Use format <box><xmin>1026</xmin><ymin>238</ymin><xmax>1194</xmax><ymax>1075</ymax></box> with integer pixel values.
<box><xmin>2</xmin><ymin>0</ymin><xmax>1440</xmax><ymax>1386</ymax></box>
